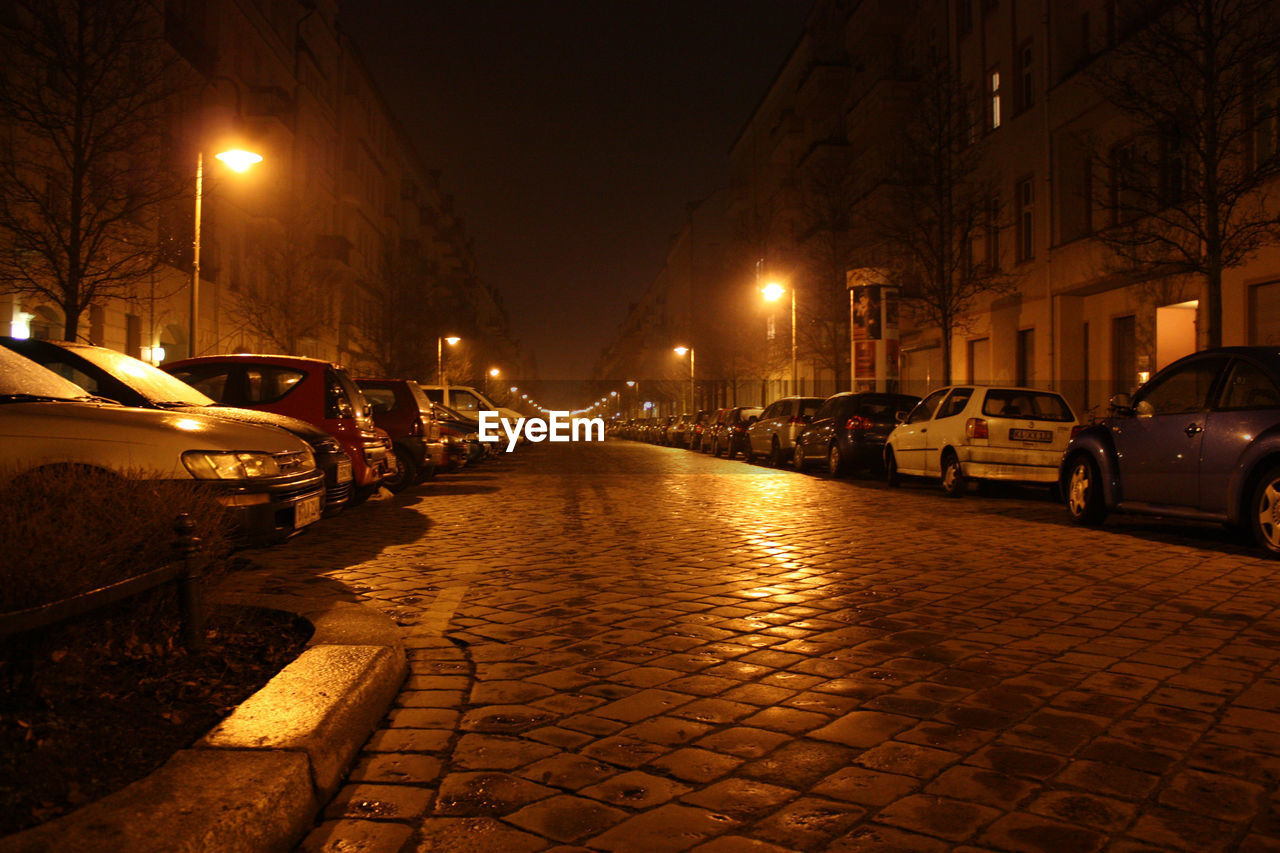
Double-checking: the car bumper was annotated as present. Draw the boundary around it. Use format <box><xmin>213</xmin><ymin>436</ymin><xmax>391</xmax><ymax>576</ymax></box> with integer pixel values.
<box><xmin>959</xmin><ymin>446</ymin><xmax>1063</xmax><ymax>483</ymax></box>
<box><xmin>318</xmin><ymin>450</ymin><xmax>354</xmax><ymax>515</ymax></box>
<box><xmin>216</xmin><ymin>471</ymin><xmax>326</xmax><ymax>546</ymax></box>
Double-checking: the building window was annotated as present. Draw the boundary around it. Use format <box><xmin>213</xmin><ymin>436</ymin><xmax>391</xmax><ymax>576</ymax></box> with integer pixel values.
<box><xmin>988</xmin><ymin>69</ymin><xmax>1002</xmax><ymax>129</ymax></box>
<box><xmin>1017</xmin><ymin>41</ymin><xmax>1034</xmax><ymax>113</ymax></box>
<box><xmin>1112</xmin><ymin>315</ymin><xmax>1136</xmax><ymax>396</ymax></box>
<box><xmin>985</xmin><ymin>195</ymin><xmax>1002</xmax><ymax>270</ymax></box>
<box><xmin>1251</xmin><ymin>281</ymin><xmax>1280</xmax><ymax>344</ymax></box>
<box><xmin>1016</xmin><ymin>328</ymin><xmax>1035</xmax><ymax>387</ymax></box>
<box><xmin>1016</xmin><ymin>176</ymin><xmax>1034</xmax><ymax>261</ymax></box>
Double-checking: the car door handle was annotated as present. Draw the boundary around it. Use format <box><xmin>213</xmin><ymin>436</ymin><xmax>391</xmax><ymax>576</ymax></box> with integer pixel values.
<box><xmin>1184</xmin><ymin>423</ymin><xmax>1203</xmax><ymax>437</ymax></box>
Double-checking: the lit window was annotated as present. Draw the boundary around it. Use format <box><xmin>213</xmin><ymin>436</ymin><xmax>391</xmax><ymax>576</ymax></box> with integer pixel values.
<box><xmin>989</xmin><ymin>69</ymin><xmax>1002</xmax><ymax>129</ymax></box>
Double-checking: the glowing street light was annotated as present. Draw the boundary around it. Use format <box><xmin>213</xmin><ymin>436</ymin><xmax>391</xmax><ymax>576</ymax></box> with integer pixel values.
<box><xmin>762</xmin><ymin>281</ymin><xmax>797</xmax><ymax>395</ymax></box>
<box><xmin>191</xmin><ymin>147</ymin><xmax>263</xmax><ymax>357</ymax></box>
<box><xmin>674</xmin><ymin>345</ymin><xmax>696</xmax><ymax>412</ymax></box>
<box><xmin>437</xmin><ymin>336</ymin><xmax>461</xmax><ymax>385</ymax></box>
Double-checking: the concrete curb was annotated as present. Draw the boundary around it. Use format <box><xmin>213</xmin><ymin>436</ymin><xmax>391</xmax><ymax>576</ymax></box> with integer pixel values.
<box><xmin>2</xmin><ymin>594</ymin><xmax>407</xmax><ymax>853</ymax></box>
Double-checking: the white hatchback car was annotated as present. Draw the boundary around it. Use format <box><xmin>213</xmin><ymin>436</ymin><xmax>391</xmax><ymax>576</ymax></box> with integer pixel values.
<box><xmin>0</xmin><ymin>346</ymin><xmax>325</xmax><ymax>543</ymax></box>
<box><xmin>884</xmin><ymin>385</ymin><xmax>1078</xmax><ymax>496</ymax></box>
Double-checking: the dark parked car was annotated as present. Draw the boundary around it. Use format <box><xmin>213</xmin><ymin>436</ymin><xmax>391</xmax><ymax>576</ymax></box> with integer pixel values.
<box><xmin>1</xmin><ymin>338</ymin><xmax>354</xmax><ymax>514</ymax></box>
<box><xmin>357</xmin><ymin>378</ymin><xmax>446</xmax><ymax>492</ymax></box>
<box><xmin>794</xmin><ymin>391</ymin><xmax>921</xmax><ymax>476</ymax></box>
<box><xmin>164</xmin><ymin>354</ymin><xmax>391</xmax><ymax>504</ymax></box>
<box><xmin>689</xmin><ymin>410</ymin><xmax>714</xmax><ymax>452</ymax></box>
<box><xmin>432</xmin><ymin>402</ymin><xmax>486</xmax><ymax>466</ymax></box>
<box><xmin>712</xmin><ymin>406</ymin><xmax>762</xmax><ymax>459</ymax></box>
<box><xmin>1062</xmin><ymin>347</ymin><xmax>1280</xmax><ymax>556</ymax></box>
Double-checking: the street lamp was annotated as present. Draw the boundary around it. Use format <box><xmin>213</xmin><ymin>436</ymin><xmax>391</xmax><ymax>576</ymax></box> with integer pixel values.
<box><xmin>674</xmin><ymin>346</ymin><xmax>695</xmax><ymax>413</ymax></box>
<box><xmin>762</xmin><ymin>281</ymin><xmax>797</xmax><ymax>396</ymax></box>
<box><xmin>190</xmin><ymin>147</ymin><xmax>263</xmax><ymax>357</ymax></box>
<box><xmin>437</xmin><ymin>336</ymin><xmax>460</xmax><ymax>385</ymax></box>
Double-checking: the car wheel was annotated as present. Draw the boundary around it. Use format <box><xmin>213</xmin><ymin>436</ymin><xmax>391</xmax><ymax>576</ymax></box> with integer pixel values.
<box><xmin>1250</xmin><ymin>465</ymin><xmax>1280</xmax><ymax>557</ymax></box>
<box><xmin>828</xmin><ymin>443</ymin><xmax>846</xmax><ymax>477</ymax></box>
<box><xmin>712</xmin><ymin>438</ymin><xmax>721</xmax><ymax>457</ymax></box>
<box><xmin>885</xmin><ymin>449</ymin><xmax>900</xmax><ymax>487</ymax></box>
<box><xmin>1065</xmin><ymin>454</ymin><xmax>1108</xmax><ymax>525</ymax></box>
<box><xmin>348</xmin><ymin>483</ymin><xmax>380</xmax><ymax>506</ymax></box>
<box><xmin>793</xmin><ymin>442</ymin><xmax>808</xmax><ymax>473</ymax></box>
<box><xmin>771</xmin><ymin>438</ymin><xmax>787</xmax><ymax>468</ymax></box>
<box><xmin>940</xmin><ymin>451</ymin><xmax>966</xmax><ymax>497</ymax></box>
<box><xmin>381</xmin><ymin>447</ymin><xmax>417</xmax><ymax>493</ymax></box>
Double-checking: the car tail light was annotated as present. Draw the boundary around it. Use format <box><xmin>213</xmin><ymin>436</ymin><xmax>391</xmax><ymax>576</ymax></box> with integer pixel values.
<box><xmin>790</xmin><ymin>416</ymin><xmax>806</xmax><ymax>424</ymax></box>
<box><xmin>733</xmin><ymin>424</ymin><xmax>747</xmax><ymax>433</ymax></box>
<box><xmin>845</xmin><ymin>415</ymin><xmax>871</xmax><ymax>433</ymax></box>
<box><xmin>1070</xmin><ymin>424</ymin><xmax>1085</xmax><ymax>438</ymax></box>
<box><xmin>965</xmin><ymin>417</ymin><xmax>988</xmax><ymax>439</ymax></box>
<box><xmin>409</xmin><ymin>418</ymin><xmax>423</xmax><ymax>436</ymax></box>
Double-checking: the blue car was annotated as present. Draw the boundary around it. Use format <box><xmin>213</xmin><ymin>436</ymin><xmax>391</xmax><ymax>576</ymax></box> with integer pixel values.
<box><xmin>1061</xmin><ymin>347</ymin><xmax>1280</xmax><ymax>556</ymax></box>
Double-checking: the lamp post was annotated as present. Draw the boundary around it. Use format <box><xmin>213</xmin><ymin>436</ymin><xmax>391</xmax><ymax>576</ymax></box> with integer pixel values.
<box><xmin>762</xmin><ymin>281</ymin><xmax>796</xmax><ymax>396</ymax></box>
<box><xmin>191</xmin><ymin>148</ymin><xmax>262</xmax><ymax>357</ymax></box>
<box><xmin>437</xmin><ymin>335</ymin><xmax>460</xmax><ymax>385</ymax></box>
<box><xmin>674</xmin><ymin>346</ymin><xmax>695</xmax><ymax>413</ymax></box>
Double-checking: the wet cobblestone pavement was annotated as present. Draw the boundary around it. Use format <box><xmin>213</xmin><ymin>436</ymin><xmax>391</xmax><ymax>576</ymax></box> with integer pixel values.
<box><xmin>223</xmin><ymin>440</ymin><xmax>1280</xmax><ymax>852</ymax></box>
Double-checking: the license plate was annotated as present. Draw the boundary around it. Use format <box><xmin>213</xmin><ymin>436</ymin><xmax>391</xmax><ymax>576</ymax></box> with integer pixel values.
<box><xmin>336</xmin><ymin>458</ymin><xmax>353</xmax><ymax>484</ymax></box>
<box><xmin>295</xmin><ymin>495</ymin><xmax>322</xmax><ymax>529</ymax></box>
<box><xmin>1009</xmin><ymin>428</ymin><xmax>1052</xmax><ymax>443</ymax></box>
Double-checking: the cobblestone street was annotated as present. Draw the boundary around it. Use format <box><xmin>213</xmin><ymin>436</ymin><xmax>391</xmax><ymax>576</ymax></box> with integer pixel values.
<box><xmin>225</xmin><ymin>439</ymin><xmax>1280</xmax><ymax>853</ymax></box>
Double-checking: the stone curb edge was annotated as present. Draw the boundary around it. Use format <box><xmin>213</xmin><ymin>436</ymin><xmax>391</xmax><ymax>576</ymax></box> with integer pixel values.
<box><xmin>1</xmin><ymin>593</ymin><xmax>408</xmax><ymax>853</ymax></box>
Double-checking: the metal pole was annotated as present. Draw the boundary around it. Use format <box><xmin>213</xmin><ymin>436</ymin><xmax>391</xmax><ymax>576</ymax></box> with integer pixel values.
<box><xmin>190</xmin><ymin>151</ymin><xmax>203</xmax><ymax>359</ymax></box>
<box><xmin>790</xmin><ymin>290</ymin><xmax>798</xmax><ymax>395</ymax></box>
<box><xmin>174</xmin><ymin>513</ymin><xmax>204</xmax><ymax>650</ymax></box>
<box><xmin>689</xmin><ymin>347</ymin><xmax>696</xmax><ymax>412</ymax></box>
<box><xmin>437</xmin><ymin>336</ymin><xmax>443</xmax><ymax>386</ymax></box>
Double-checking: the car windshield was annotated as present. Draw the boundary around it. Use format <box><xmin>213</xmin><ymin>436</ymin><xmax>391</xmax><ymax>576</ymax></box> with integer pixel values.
<box><xmin>73</xmin><ymin>345</ymin><xmax>213</xmax><ymax>406</ymax></box>
<box><xmin>0</xmin><ymin>346</ymin><xmax>94</xmax><ymax>400</ymax></box>
<box><xmin>981</xmin><ymin>389</ymin><xmax>1074</xmax><ymax>421</ymax></box>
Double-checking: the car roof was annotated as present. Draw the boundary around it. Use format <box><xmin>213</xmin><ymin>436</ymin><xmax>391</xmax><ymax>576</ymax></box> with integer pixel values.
<box><xmin>166</xmin><ymin>353</ymin><xmax>343</xmax><ymax>370</ymax></box>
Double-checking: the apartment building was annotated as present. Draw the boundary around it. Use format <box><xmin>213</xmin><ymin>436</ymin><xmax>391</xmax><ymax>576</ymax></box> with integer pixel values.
<box><xmin>597</xmin><ymin>0</ymin><xmax>1280</xmax><ymax>415</ymax></box>
<box><xmin>0</xmin><ymin>0</ymin><xmax>524</xmax><ymax>383</ymax></box>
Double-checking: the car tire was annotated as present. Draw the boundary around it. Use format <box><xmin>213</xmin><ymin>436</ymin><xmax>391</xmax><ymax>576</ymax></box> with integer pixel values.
<box><xmin>1249</xmin><ymin>464</ymin><xmax>1280</xmax><ymax>557</ymax></box>
<box><xmin>940</xmin><ymin>451</ymin><xmax>966</xmax><ymax>497</ymax></box>
<box><xmin>885</xmin><ymin>449</ymin><xmax>900</xmax><ymax>487</ymax></box>
<box><xmin>381</xmin><ymin>447</ymin><xmax>417</xmax><ymax>493</ymax></box>
<box><xmin>771</xmin><ymin>438</ymin><xmax>786</xmax><ymax>468</ymax></box>
<box><xmin>1065</xmin><ymin>454</ymin><xmax>1108</xmax><ymax>526</ymax></box>
<box><xmin>828</xmin><ymin>443</ymin><xmax>846</xmax><ymax>477</ymax></box>
<box><xmin>348</xmin><ymin>482</ymin><xmax>380</xmax><ymax>506</ymax></box>
<box><xmin>793</xmin><ymin>442</ymin><xmax>808</xmax><ymax>473</ymax></box>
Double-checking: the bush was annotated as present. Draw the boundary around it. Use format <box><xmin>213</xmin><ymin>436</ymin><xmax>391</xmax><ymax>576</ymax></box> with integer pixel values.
<box><xmin>0</xmin><ymin>466</ymin><xmax>232</xmax><ymax>613</ymax></box>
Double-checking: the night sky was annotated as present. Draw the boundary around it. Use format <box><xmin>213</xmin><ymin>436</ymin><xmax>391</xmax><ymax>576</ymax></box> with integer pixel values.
<box><xmin>343</xmin><ymin>1</ymin><xmax>813</xmax><ymax>383</ymax></box>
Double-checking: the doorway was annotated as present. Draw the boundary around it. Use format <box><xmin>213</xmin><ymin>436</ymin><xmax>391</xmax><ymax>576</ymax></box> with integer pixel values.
<box><xmin>1156</xmin><ymin>300</ymin><xmax>1198</xmax><ymax>370</ymax></box>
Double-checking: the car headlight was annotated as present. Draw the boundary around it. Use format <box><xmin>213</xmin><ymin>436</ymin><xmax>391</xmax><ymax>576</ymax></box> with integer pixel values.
<box><xmin>182</xmin><ymin>451</ymin><xmax>283</xmax><ymax>479</ymax></box>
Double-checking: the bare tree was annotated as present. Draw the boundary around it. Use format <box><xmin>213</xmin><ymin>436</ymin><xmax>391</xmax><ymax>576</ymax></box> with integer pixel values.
<box><xmin>1088</xmin><ymin>0</ymin><xmax>1280</xmax><ymax>347</ymax></box>
<box><xmin>352</xmin><ymin>247</ymin><xmax>436</xmax><ymax>379</ymax></box>
<box><xmin>227</xmin><ymin>212</ymin><xmax>335</xmax><ymax>355</ymax></box>
<box><xmin>794</xmin><ymin>165</ymin><xmax>857</xmax><ymax>388</ymax></box>
<box><xmin>870</xmin><ymin>59</ymin><xmax>1012</xmax><ymax>384</ymax></box>
<box><xmin>0</xmin><ymin>0</ymin><xmax>186</xmax><ymax>340</ymax></box>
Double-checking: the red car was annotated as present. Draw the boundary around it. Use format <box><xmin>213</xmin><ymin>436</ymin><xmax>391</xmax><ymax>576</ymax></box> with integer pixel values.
<box><xmin>164</xmin><ymin>354</ymin><xmax>391</xmax><ymax>503</ymax></box>
<box><xmin>356</xmin><ymin>378</ymin><xmax>447</xmax><ymax>492</ymax></box>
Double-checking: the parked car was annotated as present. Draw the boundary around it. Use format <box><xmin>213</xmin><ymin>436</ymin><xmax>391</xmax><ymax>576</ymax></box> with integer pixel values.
<box><xmin>1062</xmin><ymin>347</ymin><xmax>1280</xmax><ymax>556</ymax></box>
<box><xmin>885</xmin><ymin>385</ymin><xmax>1078</xmax><ymax>495</ymax></box>
<box><xmin>701</xmin><ymin>408</ymin><xmax>729</xmax><ymax>453</ymax></box>
<box><xmin>669</xmin><ymin>413</ymin><xmax>695</xmax><ymax>448</ymax></box>
<box><xmin>712</xmin><ymin>406</ymin><xmax>763</xmax><ymax>459</ymax></box>
<box><xmin>432</xmin><ymin>402</ymin><xmax>486</xmax><ymax>465</ymax></box>
<box><xmin>163</xmin><ymin>354</ymin><xmax>391</xmax><ymax>504</ymax></box>
<box><xmin>420</xmin><ymin>384</ymin><xmax>523</xmax><ymax>446</ymax></box>
<box><xmin>745</xmin><ymin>396</ymin><xmax>824</xmax><ymax>466</ymax></box>
<box><xmin>0</xmin><ymin>346</ymin><xmax>325</xmax><ymax>544</ymax></box>
<box><xmin>1</xmin><ymin>338</ymin><xmax>354</xmax><ymax>515</ymax></box>
<box><xmin>356</xmin><ymin>378</ymin><xmax>447</xmax><ymax>492</ymax></box>
<box><xmin>689</xmin><ymin>410</ymin><xmax>714</xmax><ymax>452</ymax></box>
<box><xmin>793</xmin><ymin>391</ymin><xmax>921</xmax><ymax>476</ymax></box>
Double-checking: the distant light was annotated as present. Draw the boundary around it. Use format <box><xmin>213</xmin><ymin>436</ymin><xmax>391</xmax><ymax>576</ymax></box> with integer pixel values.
<box><xmin>674</xmin><ymin>346</ymin><xmax>689</xmax><ymax>356</ymax></box>
<box><xmin>215</xmin><ymin>149</ymin><xmax>263</xmax><ymax>173</ymax></box>
<box><xmin>626</xmin><ymin>380</ymin><xmax>635</xmax><ymax>387</ymax></box>
<box><xmin>509</xmin><ymin>386</ymin><xmax>518</xmax><ymax>393</ymax></box>
<box><xmin>10</xmin><ymin>311</ymin><xmax>33</xmax><ymax>340</ymax></box>
<box><xmin>610</xmin><ymin>391</ymin><xmax>617</xmax><ymax>397</ymax></box>
<box><xmin>489</xmin><ymin>367</ymin><xmax>500</xmax><ymax>377</ymax></box>
<box><xmin>444</xmin><ymin>336</ymin><xmax>461</xmax><ymax>346</ymax></box>
<box><xmin>762</xmin><ymin>282</ymin><xmax>785</xmax><ymax>301</ymax></box>
<box><xmin>1137</xmin><ymin>371</ymin><xmax>1150</xmax><ymax>384</ymax></box>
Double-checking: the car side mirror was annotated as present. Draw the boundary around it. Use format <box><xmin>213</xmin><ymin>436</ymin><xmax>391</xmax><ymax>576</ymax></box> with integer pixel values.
<box><xmin>748</xmin><ymin>415</ymin><xmax>758</xmax><ymax>424</ymax></box>
<box><xmin>895</xmin><ymin>411</ymin><xmax>908</xmax><ymax>424</ymax></box>
<box><xmin>1108</xmin><ymin>393</ymin><xmax>1134</xmax><ymax>416</ymax></box>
